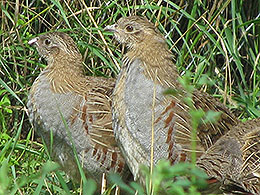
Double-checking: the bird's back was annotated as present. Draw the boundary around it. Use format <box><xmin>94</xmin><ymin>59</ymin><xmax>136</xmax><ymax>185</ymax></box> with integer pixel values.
<box><xmin>197</xmin><ymin>118</ymin><xmax>260</xmax><ymax>194</ymax></box>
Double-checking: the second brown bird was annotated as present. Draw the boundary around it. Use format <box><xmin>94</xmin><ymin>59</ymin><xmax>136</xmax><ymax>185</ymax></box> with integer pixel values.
<box><xmin>27</xmin><ymin>32</ymin><xmax>132</xmax><ymax>186</ymax></box>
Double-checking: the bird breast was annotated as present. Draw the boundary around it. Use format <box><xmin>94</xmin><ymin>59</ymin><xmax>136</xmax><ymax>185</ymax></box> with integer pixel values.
<box><xmin>112</xmin><ymin>58</ymin><xmax>180</xmax><ymax>175</ymax></box>
<box><xmin>28</xmin><ymin>72</ymin><xmax>91</xmax><ymax>150</ymax></box>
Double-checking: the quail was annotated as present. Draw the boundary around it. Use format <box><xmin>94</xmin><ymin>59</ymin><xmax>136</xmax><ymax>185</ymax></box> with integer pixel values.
<box><xmin>105</xmin><ymin>16</ymin><xmax>260</xmax><ymax>194</ymax></box>
<box><xmin>105</xmin><ymin>16</ymin><xmax>240</xmax><ymax>188</ymax></box>
<box><xmin>27</xmin><ymin>32</ymin><xmax>132</xmax><ymax>186</ymax></box>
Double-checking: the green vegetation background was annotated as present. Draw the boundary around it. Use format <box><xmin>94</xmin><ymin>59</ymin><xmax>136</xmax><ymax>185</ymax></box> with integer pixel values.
<box><xmin>0</xmin><ymin>0</ymin><xmax>259</xmax><ymax>194</ymax></box>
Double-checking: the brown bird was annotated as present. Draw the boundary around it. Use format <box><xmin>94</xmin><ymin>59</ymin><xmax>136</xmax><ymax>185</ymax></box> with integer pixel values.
<box><xmin>27</xmin><ymin>32</ymin><xmax>132</xmax><ymax>186</ymax></box>
<box><xmin>197</xmin><ymin>118</ymin><xmax>260</xmax><ymax>194</ymax></box>
<box><xmin>104</xmin><ymin>16</ymin><xmax>254</xmax><ymax>192</ymax></box>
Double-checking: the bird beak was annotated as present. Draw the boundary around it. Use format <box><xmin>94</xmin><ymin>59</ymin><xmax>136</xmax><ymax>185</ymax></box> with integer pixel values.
<box><xmin>104</xmin><ymin>24</ymin><xmax>117</xmax><ymax>32</ymax></box>
<box><xmin>28</xmin><ymin>37</ymin><xmax>39</xmax><ymax>46</ymax></box>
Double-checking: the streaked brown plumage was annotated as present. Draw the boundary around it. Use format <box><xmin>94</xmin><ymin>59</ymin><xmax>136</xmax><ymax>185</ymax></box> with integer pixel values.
<box><xmin>197</xmin><ymin>118</ymin><xmax>260</xmax><ymax>194</ymax></box>
<box><xmin>105</xmin><ymin>16</ymin><xmax>259</xmax><ymax>194</ymax></box>
<box><xmin>27</xmin><ymin>32</ymin><xmax>132</xmax><ymax>186</ymax></box>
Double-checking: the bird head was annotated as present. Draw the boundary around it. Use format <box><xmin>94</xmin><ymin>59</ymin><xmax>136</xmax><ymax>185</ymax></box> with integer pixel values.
<box><xmin>105</xmin><ymin>16</ymin><xmax>165</xmax><ymax>49</ymax></box>
<box><xmin>28</xmin><ymin>32</ymin><xmax>81</xmax><ymax>63</ymax></box>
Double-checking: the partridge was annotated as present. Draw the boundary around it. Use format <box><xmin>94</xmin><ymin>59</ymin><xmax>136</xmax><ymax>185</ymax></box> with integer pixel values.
<box><xmin>27</xmin><ymin>32</ymin><xmax>132</xmax><ymax>185</ymax></box>
<box><xmin>105</xmin><ymin>16</ymin><xmax>239</xmax><ymax>184</ymax></box>
<box><xmin>197</xmin><ymin>118</ymin><xmax>260</xmax><ymax>194</ymax></box>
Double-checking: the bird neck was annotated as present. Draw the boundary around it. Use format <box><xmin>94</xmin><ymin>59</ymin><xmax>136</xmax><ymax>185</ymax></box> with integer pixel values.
<box><xmin>125</xmin><ymin>37</ymin><xmax>179</xmax><ymax>88</ymax></box>
<box><xmin>44</xmin><ymin>54</ymin><xmax>86</xmax><ymax>93</ymax></box>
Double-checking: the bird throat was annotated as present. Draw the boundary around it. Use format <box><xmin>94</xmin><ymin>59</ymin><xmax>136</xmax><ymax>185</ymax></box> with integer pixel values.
<box><xmin>45</xmin><ymin>56</ymin><xmax>85</xmax><ymax>94</ymax></box>
<box><xmin>124</xmin><ymin>38</ymin><xmax>179</xmax><ymax>88</ymax></box>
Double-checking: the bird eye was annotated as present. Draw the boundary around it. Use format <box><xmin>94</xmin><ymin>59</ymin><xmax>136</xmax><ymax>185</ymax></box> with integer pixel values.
<box><xmin>44</xmin><ymin>39</ymin><xmax>51</xmax><ymax>45</ymax></box>
<box><xmin>125</xmin><ymin>25</ymin><xmax>134</xmax><ymax>32</ymax></box>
